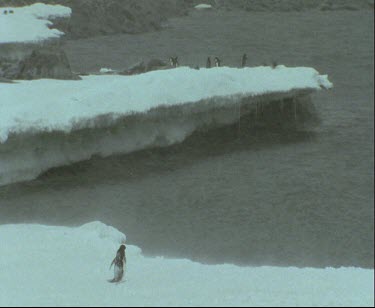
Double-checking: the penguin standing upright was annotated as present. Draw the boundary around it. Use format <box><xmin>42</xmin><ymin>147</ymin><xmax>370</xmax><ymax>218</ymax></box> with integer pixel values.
<box><xmin>241</xmin><ymin>53</ymin><xmax>247</xmax><ymax>67</ymax></box>
<box><xmin>214</xmin><ymin>57</ymin><xmax>221</xmax><ymax>67</ymax></box>
<box><xmin>169</xmin><ymin>57</ymin><xmax>178</xmax><ymax>68</ymax></box>
<box><xmin>108</xmin><ymin>244</ymin><xmax>126</xmax><ymax>283</ymax></box>
<box><xmin>206</xmin><ymin>57</ymin><xmax>211</xmax><ymax>68</ymax></box>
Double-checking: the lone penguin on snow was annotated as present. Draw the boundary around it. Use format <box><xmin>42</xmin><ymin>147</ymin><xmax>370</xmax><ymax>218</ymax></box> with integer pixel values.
<box><xmin>214</xmin><ymin>57</ymin><xmax>221</xmax><ymax>67</ymax></box>
<box><xmin>109</xmin><ymin>244</ymin><xmax>126</xmax><ymax>283</ymax></box>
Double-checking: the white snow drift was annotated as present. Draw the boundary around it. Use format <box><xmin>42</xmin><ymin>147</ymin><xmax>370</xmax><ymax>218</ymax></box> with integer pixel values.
<box><xmin>194</xmin><ymin>4</ymin><xmax>213</xmax><ymax>10</ymax></box>
<box><xmin>0</xmin><ymin>221</ymin><xmax>372</xmax><ymax>306</ymax></box>
<box><xmin>0</xmin><ymin>3</ymin><xmax>71</xmax><ymax>44</ymax></box>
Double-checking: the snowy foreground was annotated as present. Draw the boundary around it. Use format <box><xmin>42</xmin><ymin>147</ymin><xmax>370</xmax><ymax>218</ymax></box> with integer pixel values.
<box><xmin>0</xmin><ymin>3</ymin><xmax>71</xmax><ymax>44</ymax></box>
<box><xmin>0</xmin><ymin>222</ymin><xmax>372</xmax><ymax>307</ymax></box>
<box><xmin>0</xmin><ymin>66</ymin><xmax>331</xmax><ymax>143</ymax></box>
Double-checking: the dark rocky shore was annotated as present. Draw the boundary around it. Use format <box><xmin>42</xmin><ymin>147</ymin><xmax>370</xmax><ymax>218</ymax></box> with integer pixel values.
<box><xmin>0</xmin><ymin>0</ymin><xmax>373</xmax><ymax>40</ymax></box>
<box><xmin>0</xmin><ymin>0</ymin><xmax>373</xmax><ymax>81</ymax></box>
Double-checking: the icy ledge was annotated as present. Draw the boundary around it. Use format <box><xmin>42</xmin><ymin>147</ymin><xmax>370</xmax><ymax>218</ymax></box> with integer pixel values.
<box><xmin>0</xmin><ymin>66</ymin><xmax>332</xmax><ymax>143</ymax></box>
<box><xmin>0</xmin><ymin>221</ymin><xmax>372</xmax><ymax>306</ymax></box>
<box><xmin>0</xmin><ymin>66</ymin><xmax>332</xmax><ymax>186</ymax></box>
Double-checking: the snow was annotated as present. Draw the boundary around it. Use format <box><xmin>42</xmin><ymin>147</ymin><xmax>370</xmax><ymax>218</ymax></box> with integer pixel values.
<box><xmin>0</xmin><ymin>66</ymin><xmax>332</xmax><ymax>144</ymax></box>
<box><xmin>194</xmin><ymin>4</ymin><xmax>213</xmax><ymax>10</ymax></box>
<box><xmin>0</xmin><ymin>3</ymin><xmax>71</xmax><ymax>44</ymax></box>
<box><xmin>99</xmin><ymin>67</ymin><xmax>116</xmax><ymax>74</ymax></box>
<box><xmin>0</xmin><ymin>221</ymin><xmax>372</xmax><ymax>306</ymax></box>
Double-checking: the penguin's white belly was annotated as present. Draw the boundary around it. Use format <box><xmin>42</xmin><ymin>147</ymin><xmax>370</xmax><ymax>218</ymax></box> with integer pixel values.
<box><xmin>114</xmin><ymin>265</ymin><xmax>124</xmax><ymax>281</ymax></box>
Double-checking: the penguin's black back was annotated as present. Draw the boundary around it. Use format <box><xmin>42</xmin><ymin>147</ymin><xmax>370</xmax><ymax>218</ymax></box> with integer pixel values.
<box><xmin>242</xmin><ymin>53</ymin><xmax>247</xmax><ymax>67</ymax></box>
<box><xmin>206</xmin><ymin>57</ymin><xmax>211</xmax><ymax>68</ymax></box>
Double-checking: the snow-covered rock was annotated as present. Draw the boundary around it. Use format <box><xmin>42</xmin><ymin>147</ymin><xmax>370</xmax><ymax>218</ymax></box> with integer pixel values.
<box><xmin>0</xmin><ymin>4</ymin><xmax>76</xmax><ymax>81</ymax></box>
<box><xmin>0</xmin><ymin>3</ymin><xmax>71</xmax><ymax>44</ymax></box>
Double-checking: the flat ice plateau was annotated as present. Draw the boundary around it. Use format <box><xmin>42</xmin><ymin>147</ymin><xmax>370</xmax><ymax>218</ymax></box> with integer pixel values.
<box><xmin>0</xmin><ymin>221</ymin><xmax>372</xmax><ymax>306</ymax></box>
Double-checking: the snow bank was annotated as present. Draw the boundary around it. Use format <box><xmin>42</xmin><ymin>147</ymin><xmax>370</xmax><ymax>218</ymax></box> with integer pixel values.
<box><xmin>194</xmin><ymin>4</ymin><xmax>213</xmax><ymax>10</ymax></box>
<box><xmin>0</xmin><ymin>66</ymin><xmax>331</xmax><ymax>186</ymax></box>
<box><xmin>99</xmin><ymin>67</ymin><xmax>116</xmax><ymax>74</ymax></box>
<box><xmin>0</xmin><ymin>3</ymin><xmax>71</xmax><ymax>44</ymax></box>
<box><xmin>0</xmin><ymin>66</ymin><xmax>331</xmax><ymax>144</ymax></box>
<box><xmin>0</xmin><ymin>221</ymin><xmax>372</xmax><ymax>306</ymax></box>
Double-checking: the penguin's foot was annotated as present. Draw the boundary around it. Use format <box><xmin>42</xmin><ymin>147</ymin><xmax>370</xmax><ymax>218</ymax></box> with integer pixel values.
<box><xmin>108</xmin><ymin>278</ymin><xmax>125</xmax><ymax>284</ymax></box>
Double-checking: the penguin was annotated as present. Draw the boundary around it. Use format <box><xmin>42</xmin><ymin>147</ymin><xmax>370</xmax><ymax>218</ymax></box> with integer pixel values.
<box><xmin>108</xmin><ymin>244</ymin><xmax>126</xmax><ymax>283</ymax></box>
<box><xmin>214</xmin><ymin>57</ymin><xmax>221</xmax><ymax>67</ymax></box>
<box><xmin>272</xmin><ymin>60</ymin><xmax>278</xmax><ymax>69</ymax></box>
<box><xmin>206</xmin><ymin>57</ymin><xmax>211</xmax><ymax>68</ymax></box>
<box><xmin>241</xmin><ymin>53</ymin><xmax>247</xmax><ymax>67</ymax></box>
<box><xmin>3</xmin><ymin>10</ymin><xmax>8</xmax><ymax>14</ymax></box>
<box><xmin>169</xmin><ymin>57</ymin><xmax>178</xmax><ymax>68</ymax></box>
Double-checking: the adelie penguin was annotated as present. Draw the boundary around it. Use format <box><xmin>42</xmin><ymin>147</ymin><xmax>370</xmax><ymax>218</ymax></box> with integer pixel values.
<box><xmin>169</xmin><ymin>56</ymin><xmax>179</xmax><ymax>68</ymax></box>
<box><xmin>214</xmin><ymin>57</ymin><xmax>221</xmax><ymax>67</ymax></box>
<box><xmin>206</xmin><ymin>57</ymin><xmax>211</xmax><ymax>68</ymax></box>
<box><xmin>108</xmin><ymin>244</ymin><xmax>126</xmax><ymax>283</ymax></box>
<box><xmin>241</xmin><ymin>53</ymin><xmax>247</xmax><ymax>67</ymax></box>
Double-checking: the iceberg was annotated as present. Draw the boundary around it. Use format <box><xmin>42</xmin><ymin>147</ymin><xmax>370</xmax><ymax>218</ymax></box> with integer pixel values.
<box><xmin>0</xmin><ymin>66</ymin><xmax>332</xmax><ymax>186</ymax></box>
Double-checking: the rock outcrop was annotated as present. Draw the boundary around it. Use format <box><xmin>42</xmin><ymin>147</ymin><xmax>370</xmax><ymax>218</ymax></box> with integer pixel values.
<box><xmin>16</xmin><ymin>48</ymin><xmax>80</xmax><ymax>80</ymax></box>
<box><xmin>0</xmin><ymin>45</ymin><xmax>80</xmax><ymax>80</ymax></box>
<box><xmin>0</xmin><ymin>76</ymin><xmax>14</xmax><ymax>83</ymax></box>
<box><xmin>120</xmin><ymin>58</ymin><xmax>169</xmax><ymax>75</ymax></box>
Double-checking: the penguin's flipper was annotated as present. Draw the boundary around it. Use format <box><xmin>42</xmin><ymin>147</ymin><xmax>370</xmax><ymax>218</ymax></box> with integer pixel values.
<box><xmin>109</xmin><ymin>258</ymin><xmax>115</xmax><ymax>270</ymax></box>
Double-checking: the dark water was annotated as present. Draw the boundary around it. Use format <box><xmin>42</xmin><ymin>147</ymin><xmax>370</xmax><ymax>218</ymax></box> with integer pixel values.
<box><xmin>0</xmin><ymin>9</ymin><xmax>373</xmax><ymax>268</ymax></box>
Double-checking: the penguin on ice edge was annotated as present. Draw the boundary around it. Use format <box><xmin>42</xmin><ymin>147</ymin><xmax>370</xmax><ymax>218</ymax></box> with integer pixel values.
<box><xmin>206</xmin><ymin>57</ymin><xmax>211</xmax><ymax>68</ymax></box>
<box><xmin>214</xmin><ymin>57</ymin><xmax>221</xmax><ymax>67</ymax></box>
<box><xmin>108</xmin><ymin>244</ymin><xmax>126</xmax><ymax>283</ymax></box>
<box><xmin>169</xmin><ymin>56</ymin><xmax>179</xmax><ymax>67</ymax></box>
<box><xmin>241</xmin><ymin>53</ymin><xmax>247</xmax><ymax>67</ymax></box>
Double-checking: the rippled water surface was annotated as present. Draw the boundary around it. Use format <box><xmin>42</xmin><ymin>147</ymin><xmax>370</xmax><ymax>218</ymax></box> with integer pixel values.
<box><xmin>0</xmin><ymin>9</ymin><xmax>373</xmax><ymax>268</ymax></box>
